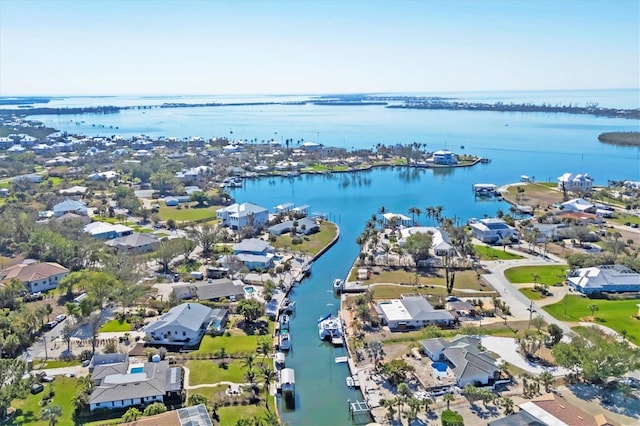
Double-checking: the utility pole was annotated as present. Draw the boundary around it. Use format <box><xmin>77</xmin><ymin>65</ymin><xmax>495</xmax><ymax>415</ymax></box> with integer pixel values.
<box><xmin>527</xmin><ymin>301</ymin><xmax>536</xmax><ymax>329</ymax></box>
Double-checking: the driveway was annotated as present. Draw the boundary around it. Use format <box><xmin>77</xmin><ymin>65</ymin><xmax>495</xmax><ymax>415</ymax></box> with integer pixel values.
<box><xmin>481</xmin><ymin>336</ymin><xmax>570</xmax><ymax>377</ymax></box>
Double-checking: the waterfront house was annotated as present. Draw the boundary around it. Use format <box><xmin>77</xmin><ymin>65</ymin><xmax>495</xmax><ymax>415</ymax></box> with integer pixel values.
<box><xmin>172</xmin><ymin>279</ymin><xmax>245</xmax><ymax>302</ymax></box>
<box><xmin>513</xmin><ymin>393</ymin><xmax>616</xmax><ymax>426</ymax></box>
<box><xmin>141</xmin><ymin>302</ymin><xmax>215</xmax><ymax>347</ymax></box>
<box><xmin>558</xmin><ymin>172</ymin><xmax>593</xmax><ymax>193</ymax></box>
<box><xmin>0</xmin><ymin>261</ymin><xmax>69</xmax><ymax>293</ymax></box>
<box><xmin>398</xmin><ymin>227</ymin><xmax>453</xmax><ymax>256</ymax></box>
<box><xmin>89</xmin><ymin>359</ymin><xmax>182</xmax><ymax>412</ymax></box>
<box><xmin>53</xmin><ymin>199</ymin><xmax>88</xmax><ymax>217</ymax></box>
<box><xmin>301</xmin><ymin>141</ymin><xmax>323</xmax><ymax>151</ymax></box>
<box><xmin>567</xmin><ymin>264</ymin><xmax>640</xmax><ymax>295</ymax></box>
<box><xmin>376</xmin><ymin>296</ymin><xmax>455</xmax><ymax>331</ymax></box>
<box><xmin>88</xmin><ymin>353</ymin><xmax>128</xmax><ymax>374</ymax></box>
<box><xmin>469</xmin><ymin>218</ymin><xmax>517</xmax><ymax>245</ymax></box>
<box><xmin>105</xmin><ymin>233</ymin><xmax>160</xmax><ymax>253</ymax></box>
<box><xmin>382</xmin><ymin>212</ymin><xmax>413</xmax><ymax>228</ymax></box>
<box><xmin>430</xmin><ymin>149</ymin><xmax>458</xmax><ymax>165</ymax></box>
<box><xmin>268</xmin><ymin>217</ymin><xmax>319</xmax><ymax>236</ymax></box>
<box><xmin>216</xmin><ymin>202</ymin><xmax>269</xmax><ymax>229</ymax></box>
<box><xmin>231</xmin><ymin>239</ymin><xmax>276</xmax><ymax>269</ymax></box>
<box><xmin>175</xmin><ymin>166</ymin><xmax>209</xmax><ymax>185</ymax></box>
<box><xmin>274</xmin><ymin>202</ymin><xmax>295</xmax><ymax>213</ymax></box>
<box><xmin>420</xmin><ymin>335</ymin><xmax>500</xmax><ymax>387</ymax></box>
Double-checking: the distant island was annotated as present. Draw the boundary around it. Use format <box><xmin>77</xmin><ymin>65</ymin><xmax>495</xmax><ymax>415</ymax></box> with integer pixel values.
<box><xmin>598</xmin><ymin>131</ymin><xmax>640</xmax><ymax>146</ymax></box>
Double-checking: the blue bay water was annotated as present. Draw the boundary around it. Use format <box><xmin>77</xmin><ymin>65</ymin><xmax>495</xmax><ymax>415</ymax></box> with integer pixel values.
<box><xmin>22</xmin><ymin>90</ymin><xmax>640</xmax><ymax>424</ymax></box>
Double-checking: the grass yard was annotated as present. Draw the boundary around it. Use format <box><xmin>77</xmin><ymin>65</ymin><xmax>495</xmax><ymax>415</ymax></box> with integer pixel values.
<box><xmin>157</xmin><ymin>203</ymin><xmax>218</xmax><ymax>223</ymax></box>
<box><xmin>191</xmin><ymin>320</ymin><xmax>274</xmax><ymax>356</ymax></box>
<box><xmin>357</xmin><ymin>268</ymin><xmax>488</xmax><ymax>292</ymax></box>
<box><xmin>186</xmin><ymin>360</ymin><xmax>246</xmax><ymax>385</ymax></box>
<box><xmin>8</xmin><ymin>376</ymin><xmax>77</xmax><ymax>426</ymax></box>
<box><xmin>217</xmin><ymin>400</ymin><xmax>273</xmax><ymax>425</ymax></box>
<box><xmin>502</xmin><ymin>182</ymin><xmax>564</xmax><ymax>206</ymax></box>
<box><xmin>371</xmin><ymin>283</ymin><xmax>497</xmax><ymax>299</ymax></box>
<box><xmin>270</xmin><ymin>221</ymin><xmax>338</xmax><ymax>256</ymax></box>
<box><xmin>35</xmin><ymin>359</ymin><xmax>82</xmax><ymax>369</ymax></box>
<box><xmin>504</xmin><ymin>265</ymin><xmax>567</xmax><ymax>286</ymax></box>
<box><xmin>99</xmin><ymin>319</ymin><xmax>132</xmax><ymax>332</ymax></box>
<box><xmin>474</xmin><ymin>244</ymin><xmax>524</xmax><ymax>260</ymax></box>
<box><xmin>610</xmin><ymin>212</ymin><xmax>640</xmax><ymax>226</ymax></box>
<box><xmin>543</xmin><ymin>296</ymin><xmax>640</xmax><ymax>342</ymax></box>
<box><xmin>518</xmin><ymin>287</ymin><xmax>543</xmax><ymax>300</ymax></box>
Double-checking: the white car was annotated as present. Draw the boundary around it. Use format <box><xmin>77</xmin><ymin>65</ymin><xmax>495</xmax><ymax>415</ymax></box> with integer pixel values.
<box><xmin>55</xmin><ymin>314</ymin><xmax>67</xmax><ymax>323</ymax></box>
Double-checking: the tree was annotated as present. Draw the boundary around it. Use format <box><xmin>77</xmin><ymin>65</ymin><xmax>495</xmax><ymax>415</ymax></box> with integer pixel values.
<box><xmin>191</xmin><ymin>223</ymin><xmax>221</xmax><ymax>257</ymax></box>
<box><xmin>40</xmin><ymin>405</ymin><xmax>62</xmax><ymax>426</ymax></box>
<box><xmin>442</xmin><ymin>393</ymin><xmax>455</xmax><ymax>411</ymax></box>
<box><xmin>380</xmin><ymin>359</ymin><xmax>415</xmax><ymax>386</ymax></box>
<box><xmin>242</xmin><ymin>353</ymin><xmax>256</xmax><ymax>371</ymax></box>
<box><xmin>539</xmin><ymin>371</ymin><xmax>554</xmax><ymax>392</ymax></box>
<box><xmin>155</xmin><ymin>238</ymin><xmax>183</xmax><ymax>274</ymax></box>
<box><xmin>237</xmin><ymin>299</ymin><xmax>264</xmax><ymax>324</ymax></box>
<box><xmin>187</xmin><ymin>393</ymin><xmax>208</xmax><ymax>407</ymax></box>
<box><xmin>180</xmin><ymin>237</ymin><xmax>197</xmax><ymax>262</ymax></box>
<box><xmin>0</xmin><ymin>359</ymin><xmax>27</xmax><ymax>420</ymax></box>
<box><xmin>87</xmin><ymin>313</ymin><xmax>102</xmax><ymax>356</ymax></box>
<box><xmin>547</xmin><ymin>324</ymin><xmax>564</xmax><ymax>346</ymax></box>
<box><xmin>403</xmin><ymin>231</ymin><xmax>433</xmax><ymax>266</ymax></box>
<box><xmin>257</xmin><ymin>339</ymin><xmax>272</xmax><ymax>365</ymax></box>
<box><xmin>260</xmin><ymin>365</ymin><xmax>276</xmax><ymax>409</ymax></box>
<box><xmin>189</xmin><ymin>191</ymin><xmax>208</xmax><ymax>207</ymax></box>
<box><xmin>443</xmin><ymin>252</ymin><xmax>457</xmax><ymax>295</ymax></box>
<box><xmin>143</xmin><ymin>402</ymin><xmax>167</xmax><ymax>416</ymax></box>
<box><xmin>531</xmin><ymin>315</ymin><xmax>546</xmax><ymax>333</ymax></box>
<box><xmin>381</xmin><ymin>398</ymin><xmax>396</xmax><ymax>422</ymax></box>
<box><xmin>122</xmin><ymin>407</ymin><xmax>142</xmax><ymax>422</ymax></box>
<box><xmin>396</xmin><ymin>382</ymin><xmax>412</xmax><ymax>420</ymax></box>
<box><xmin>588</xmin><ymin>303</ymin><xmax>599</xmax><ymax>319</ymax></box>
<box><xmin>500</xmin><ymin>397</ymin><xmax>515</xmax><ymax>415</ymax></box>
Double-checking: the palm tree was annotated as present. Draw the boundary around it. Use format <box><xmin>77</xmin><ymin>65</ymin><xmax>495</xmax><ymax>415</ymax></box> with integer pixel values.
<box><xmin>40</xmin><ymin>405</ymin><xmax>62</xmax><ymax>426</ymax></box>
<box><xmin>539</xmin><ymin>371</ymin><xmax>554</xmax><ymax>392</ymax></box>
<box><xmin>396</xmin><ymin>382</ymin><xmax>411</xmax><ymax>420</ymax></box>
<box><xmin>408</xmin><ymin>207</ymin><xmax>420</xmax><ymax>225</ymax></box>
<box><xmin>588</xmin><ymin>303</ymin><xmax>599</xmax><ymax>319</ymax></box>
<box><xmin>443</xmin><ymin>392</ymin><xmax>455</xmax><ymax>410</ymax></box>
<box><xmin>244</xmin><ymin>368</ymin><xmax>257</xmax><ymax>397</ymax></box>
<box><xmin>500</xmin><ymin>397</ymin><xmax>515</xmax><ymax>415</ymax></box>
<box><xmin>381</xmin><ymin>398</ymin><xmax>396</xmax><ymax>422</ymax></box>
<box><xmin>242</xmin><ymin>353</ymin><xmax>256</xmax><ymax>371</ymax></box>
<box><xmin>257</xmin><ymin>339</ymin><xmax>272</xmax><ymax>365</ymax></box>
<box><xmin>423</xmin><ymin>397</ymin><xmax>433</xmax><ymax>414</ymax></box>
<box><xmin>260</xmin><ymin>365</ymin><xmax>276</xmax><ymax>409</ymax></box>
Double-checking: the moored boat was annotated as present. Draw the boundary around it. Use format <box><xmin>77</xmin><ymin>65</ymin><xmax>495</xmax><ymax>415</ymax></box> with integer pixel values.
<box><xmin>333</xmin><ymin>278</ymin><xmax>344</xmax><ymax>292</ymax></box>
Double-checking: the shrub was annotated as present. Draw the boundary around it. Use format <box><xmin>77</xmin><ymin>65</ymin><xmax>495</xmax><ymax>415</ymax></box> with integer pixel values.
<box><xmin>441</xmin><ymin>410</ymin><xmax>464</xmax><ymax>426</ymax></box>
<box><xmin>143</xmin><ymin>402</ymin><xmax>167</xmax><ymax>416</ymax></box>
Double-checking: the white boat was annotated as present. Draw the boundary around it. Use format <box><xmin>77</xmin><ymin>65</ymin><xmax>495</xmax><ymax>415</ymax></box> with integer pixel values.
<box><xmin>275</xmin><ymin>351</ymin><xmax>286</xmax><ymax>368</ymax></box>
<box><xmin>346</xmin><ymin>376</ymin><xmax>355</xmax><ymax>388</ymax></box>
<box><xmin>279</xmin><ymin>332</ymin><xmax>291</xmax><ymax>351</ymax></box>
<box><xmin>281</xmin><ymin>299</ymin><xmax>296</xmax><ymax>314</ymax></box>
<box><xmin>333</xmin><ymin>278</ymin><xmax>344</xmax><ymax>292</ymax></box>
<box><xmin>318</xmin><ymin>316</ymin><xmax>343</xmax><ymax>344</ymax></box>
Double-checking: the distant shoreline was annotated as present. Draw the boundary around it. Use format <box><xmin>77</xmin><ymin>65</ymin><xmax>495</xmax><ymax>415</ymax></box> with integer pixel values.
<box><xmin>597</xmin><ymin>131</ymin><xmax>640</xmax><ymax>147</ymax></box>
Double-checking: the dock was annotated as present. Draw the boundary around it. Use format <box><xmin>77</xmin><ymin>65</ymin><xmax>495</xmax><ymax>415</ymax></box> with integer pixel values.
<box><xmin>335</xmin><ymin>356</ymin><xmax>348</xmax><ymax>364</ymax></box>
<box><xmin>347</xmin><ymin>399</ymin><xmax>371</xmax><ymax>421</ymax></box>
<box><xmin>472</xmin><ymin>183</ymin><xmax>498</xmax><ymax>196</ymax></box>
<box><xmin>339</xmin><ymin>281</ymin><xmax>368</xmax><ymax>293</ymax></box>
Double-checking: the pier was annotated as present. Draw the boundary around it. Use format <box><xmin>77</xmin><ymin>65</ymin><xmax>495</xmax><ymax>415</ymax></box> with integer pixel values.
<box><xmin>338</xmin><ymin>281</ymin><xmax>368</xmax><ymax>293</ymax></box>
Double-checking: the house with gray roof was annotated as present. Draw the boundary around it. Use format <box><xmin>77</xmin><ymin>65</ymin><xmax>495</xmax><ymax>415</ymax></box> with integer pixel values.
<box><xmin>141</xmin><ymin>303</ymin><xmax>214</xmax><ymax>347</ymax></box>
<box><xmin>567</xmin><ymin>264</ymin><xmax>640</xmax><ymax>295</ymax></box>
<box><xmin>88</xmin><ymin>353</ymin><xmax>128</xmax><ymax>373</ymax></box>
<box><xmin>233</xmin><ymin>238</ymin><xmax>274</xmax><ymax>255</ymax></box>
<box><xmin>470</xmin><ymin>218</ymin><xmax>517</xmax><ymax>245</ymax></box>
<box><xmin>268</xmin><ymin>217</ymin><xmax>319</xmax><ymax>236</ymax></box>
<box><xmin>376</xmin><ymin>296</ymin><xmax>454</xmax><ymax>331</ymax></box>
<box><xmin>106</xmin><ymin>233</ymin><xmax>160</xmax><ymax>253</ymax></box>
<box><xmin>421</xmin><ymin>335</ymin><xmax>500</xmax><ymax>387</ymax></box>
<box><xmin>172</xmin><ymin>279</ymin><xmax>245</xmax><ymax>303</ymax></box>
<box><xmin>89</xmin><ymin>359</ymin><xmax>181</xmax><ymax>412</ymax></box>
<box><xmin>53</xmin><ymin>199</ymin><xmax>88</xmax><ymax>217</ymax></box>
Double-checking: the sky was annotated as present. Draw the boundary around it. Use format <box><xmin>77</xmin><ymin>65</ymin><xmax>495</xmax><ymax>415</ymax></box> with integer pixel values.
<box><xmin>1</xmin><ymin>0</ymin><xmax>639</xmax><ymax>96</ymax></box>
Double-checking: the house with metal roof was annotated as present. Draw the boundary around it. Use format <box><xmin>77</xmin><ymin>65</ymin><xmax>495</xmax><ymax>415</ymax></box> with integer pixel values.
<box><xmin>106</xmin><ymin>233</ymin><xmax>160</xmax><ymax>253</ymax></box>
<box><xmin>398</xmin><ymin>227</ymin><xmax>454</xmax><ymax>256</ymax></box>
<box><xmin>420</xmin><ymin>335</ymin><xmax>500</xmax><ymax>387</ymax></box>
<box><xmin>84</xmin><ymin>222</ymin><xmax>134</xmax><ymax>240</ymax></box>
<box><xmin>470</xmin><ymin>218</ymin><xmax>517</xmax><ymax>244</ymax></box>
<box><xmin>216</xmin><ymin>202</ymin><xmax>269</xmax><ymax>229</ymax></box>
<box><xmin>567</xmin><ymin>264</ymin><xmax>640</xmax><ymax>295</ymax></box>
<box><xmin>89</xmin><ymin>359</ymin><xmax>182</xmax><ymax>412</ymax></box>
<box><xmin>52</xmin><ymin>199</ymin><xmax>88</xmax><ymax>217</ymax></box>
<box><xmin>558</xmin><ymin>172</ymin><xmax>593</xmax><ymax>193</ymax></box>
<box><xmin>268</xmin><ymin>217</ymin><xmax>319</xmax><ymax>236</ymax></box>
<box><xmin>0</xmin><ymin>261</ymin><xmax>69</xmax><ymax>293</ymax></box>
<box><xmin>172</xmin><ymin>279</ymin><xmax>245</xmax><ymax>302</ymax></box>
<box><xmin>376</xmin><ymin>296</ymin><xmax>455</xmax><ymax>331</ymax></box>
<box><xmin>141</xmin><ymin>303</ymin><xmax>215</xmax><ymax>347</ymax></box>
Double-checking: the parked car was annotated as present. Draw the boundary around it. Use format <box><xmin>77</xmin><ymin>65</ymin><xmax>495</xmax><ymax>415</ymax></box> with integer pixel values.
<box><xmin>40</xmin><ymin>375</ymin><xmax>55</xmax><ymax>383</ymax></box>
<box><xmin>24</xmin><ymin>292</ymin><xmax>44</xmax><ymax>302</ymax></box>
<box><xmin>30</xmin><ymin>383</ymin><xmax>44</xmax><ymax>394</ymax></box>
<box><xmin>55</xmin><ymin>314</ymin><xmax>67</xmax><ymax>323</ymax></box>
<box><xmin>632</xmin><ymin>223</ymin><xmax>639</xmax><ymax>229</ymax></box>
<box><xmin>45</xmin><ymin>320</ymin><xmax>58</xmax><ymax>330</ymax></box>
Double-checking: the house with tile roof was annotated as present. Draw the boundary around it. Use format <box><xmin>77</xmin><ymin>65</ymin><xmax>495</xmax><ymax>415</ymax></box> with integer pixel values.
<box><xmin>517</xmin><ymin>393</ymin><xmax>617</xmax><ymax>426</ymax></box>
<box><xmin>421</xmin><ymin>335</ymin><xmax>500</xmax><ymax>387</ymax></box>
<box><xmin>0</xmin><ymin>261</ymin><xmax>69</xmax><ymax>293</ymax></box>
<box><xmin>141</xmin><ymin>303</ymin><xmax>214</xmax><ymax>347</ymax></box>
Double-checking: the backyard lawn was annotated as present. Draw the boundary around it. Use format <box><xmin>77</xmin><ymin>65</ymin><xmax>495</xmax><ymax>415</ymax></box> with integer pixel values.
<box><xmin>357</xmin><ymin>268</ymin><xmax>488</xmax><ymax>291</ymax></box>
<box><xmin>187</xmin><ymin>386</ymin><xmax>274</xmax><ymax>425</ymax></box>
<box><xmin>186</xmin><ymin>360</ymin><xmax>246</xmax><ymax>385</ymax></box>
<box><xmin>99</xmin><ymin>319</ymin><xmax>132</xmax><ymax>332</ymax></box>
<box><xmin>270</xmin><ymin>221</ymin><xmax>338</xmax><ymax>256</ymax></box>
<box><xmin>474</xmin><ymin>244</ymin><xmax>524</xmax><ymax>260</ymax></box>
<box><xmin>8</xmin><ymin>376</ymin><xmax>77</xmax><ymax>426</ymax></box>
<box><xmin>543</xmin><ymin>296</ymin><xmax>640</xmax><ymax>342</ymax></box>
<box><xmin>190</xmin><ymin>320</ymin><xmax>274</xmax><ymax>356</ymax></box>
<box><xmin>504</xmin><ymin>265</ymin><xmax>567</xmax><ymax>286</ymax></box>
<box><xmin>157</xmin><ymin>203</ymin><xmax>218</xmax><ymax>223</ymax></box>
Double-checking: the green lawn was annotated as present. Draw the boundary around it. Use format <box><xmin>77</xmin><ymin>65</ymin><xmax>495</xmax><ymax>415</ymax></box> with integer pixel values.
<box><xmin>99</xmin><ymin>319</ymin><xmax>132</xmax><ymax>332</ymax></box>
<box><xmin>518</xmin><ymin>287</ymin><xmax>543</xmax><ymax>300</ymax></box>
<box><xmin>191</xmin><ymin>321</ymin><xmax>274</xmax><ymax>356</ymax></box>
<box><xmin>474</xmin><ymin>245</ymin><xmax>524</xmax><ymax>260</ymax></box>
<box><xmin>504</xmin><ymin>265</ymin><xmax>567</xmax><ymax>286</ymax></box>
<box><xmin>543</xmin><ymin>296</ymin><xmax>640</xmax><ymax>342</ymax></box>
<box><xmin>186</xmin><ymin>360</ymin><xmax>247</xmax><ymax>385</ymax></box>
<box><xmin>35</xmin><ymin>359</ymin><xmax>81</xmax><ymax>369</ymax></box>
<box><xmin>359</xmin><ymin>269</ymin><xmax>489</xmax><ymax>291</ymax></box>
<box><xmin>270</xmin><ymin>221</ymin><xmax>338</xmax><ymax>256</ymax></box>
<box><xmin>610</xmin><ymin>212</ymin><xmax>640</xmax><ymax>226</ymax></box>
<box><xmin>371</xmin><ymin>283</ymin><xmax>497</xmax><ymax>299</ymax></box>
<box><xmin>157</xmin><ymin>203</ymin><xmax>218</xmax><ymax>223</ymax></box>
<box><xmin>9</xmin><ymin>377</ymin><xmax>77</xmax><ymax>426</ymax></box>
<box><xmin>187</xmin><ymin>386</ymin><xmax>274</xmax><ymax>425</ymax></box>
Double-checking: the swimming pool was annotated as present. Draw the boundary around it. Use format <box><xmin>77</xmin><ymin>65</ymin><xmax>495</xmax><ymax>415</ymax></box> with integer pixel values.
<box><xmin>432</xmin><ymin>362</ymin><xmax>448</xmax><ymax>372</ymax></box>
<box><xmin>129</xmin><ymin>367</ymin><xmax>144</xmax><ymax>374</ymax></box>
<box><xmin>244</xmin><ymin>286</ymin><xmax>255</xmax><ymax>294</ymax></box>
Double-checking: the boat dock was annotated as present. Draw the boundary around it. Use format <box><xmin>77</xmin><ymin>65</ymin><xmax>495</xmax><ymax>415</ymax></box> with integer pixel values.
<box><xmin>472</xmin><ymin>183</ymin><xmax>499</xmax><ymax>196</ymax></box>
<box><xmin>339</xmin><ymin>281</ymin><xmax>368</xmax><ymax>293</ymax></box>
<box><xmin>335</xmin><ymin>356</ymin><xmax>348</xmax><ymax>364</ymax></box>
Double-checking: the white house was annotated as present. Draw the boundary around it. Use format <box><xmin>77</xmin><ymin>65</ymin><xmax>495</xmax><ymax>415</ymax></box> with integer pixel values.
<box><xmin>216</xmin><ymin>202</ymin><xmax>269</xmax><ymax>229</ymax></box>
<box><xmin>469</xmin><ymin>218</ymin><xmax>517</xmax><ymax>245</ymax></box>
<box><xmin>382</xmin><ymin>213</ymin><xmax>413</xmax><ymax>228</ymax></box>
<box><xmin>558</xmin><ymin>172</ymin><xmax>593</xmax><ymax>193</ymax></box>
<box><xmin>175</xmin><ymin>166</ymin><xmax>209</xmax><ymax>184</ymax></box>
<box><xmin>88</xmin><ymin>170</ymin><xmax>119</xmax><ymax>181</ymax></box>
<box><xmin>430</xmin><ymin>149</ymin><xmax>457</xmax><ymax>165</ymax></box>
<box><xmin>53</xmin><ymin>199</ymin><xmax>88</xmax><ymax>217</ymax></box>
<box><xmin>567</xmin><ymin>264</ymin><xmax>640</xmax><ymax>295</ymax></box>
<box><xmin>0</xmin><ymin>261</ymin><xmax>69</xmax><ymax>293</ymax></box>
<box><xmin>141</xmin><ymin>303</ymin><xmax>214</xmax><ymax>346</ymax></box>
<box><xmin>84</xmin><ymin>222</ymin><xmax>134</xmax><ymax>240</ymax></box>
<box><xmin>560</xmin><ymin>198</ymin><xmax>596</xmax><ymax>213</ymax></box>
<box><xmin>376</xmin><ymin>296</ymin><xmax>454</xmax><ymax>331</ymax></box>
<box><xmin>398</xmin><ymin>227</ymin><xmax>453</xmax><ymax>256</ymax></box>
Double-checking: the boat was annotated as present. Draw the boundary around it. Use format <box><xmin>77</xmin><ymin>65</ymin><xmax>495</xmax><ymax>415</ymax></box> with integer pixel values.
<box><xmin>317</xmin><ymin>313</ymin><xmax>331</xmax><ymax>323</ymax></box>
<box><xmin>279</xmin><ymin>331</ymin><xmax>291</xmax><ymax>351</ymax></box>
<box><xmin>318</xmin><ymin>315</ymin><xmax>343</xmax><ymax>346</ymax></box>
<box><xmin>280</xmin><ymin>368</ymin><xmax>295</xmax><ymax>408</ymax></box>
<box><xmin>346</xmin><ymin>376</ymin><xmax>355</xmax><ymax>388</ymax></box>
<box><xmin>280</xmin><ymin>314</ymin><xmax>290</xmax><ymax>330</ymax></box>
<box><xmin>333</xmin><ymin>278</ymin><xmax>344</xmax><ymax>292</ymax></box>
<box><xmin>274</xmin><ymin>351</ymin><xmax>286</xmax><ymax>369</ymax></box>
<box><xmin>281</xmin><ymin>299</ymin><xmax>296</xmax><ymax>314</ymax></box>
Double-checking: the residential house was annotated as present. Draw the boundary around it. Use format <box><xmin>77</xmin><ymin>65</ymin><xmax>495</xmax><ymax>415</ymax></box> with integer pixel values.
<box><xmin>376</xmin><ymin>296</ymin><xmax>455</xmax><ymax>331</ymax></box>
<box><xmin>420</xmin><ymin>335</ymin><xmax>500</xmax><ymax>387</ymax></box>
<box><xmin>84</xmin><ymin>222</ymin><xmax>134</xmax><ymax>240</ymax></box>
<box><xmin>120</xmin><ymin>404</ymin><xmax>213</xmax><ymax>426</ymax></box>
<box><xmin>274</xmin><ymin>202</ymin><xmax>294</xmax><ymax>213</ymax></box>
<box><xmin>53</xmin><ymin>199</ymin><xmax>88</xmax><ymax>217</ymax></box>
<box><xmin>209</xmin><ymin>308</ymin><xmax>230</xmax><ymax>334</ymax></box>
<box><xmin>88</xmin><ymin>170</ymin><xmax>119</xmax><ymax>181</ymax></box>
<box><xmin>398</xmin><ymin>227</ymin><xmax>454</xmax><ymax>256</ymax></box>
<box><xmin>430</xmin><ymin>149</ymin><xmax>457</xmax><ymax>165</ymax></box>
<box><xmin>175</xmin><ymin>166</ymin><xmax>209</xmax><ymax>184</ymax></box>
<box><xmin>558</xmin><ymin>172</ymin><xmax>593</xmax><ymax>193</ymax></box>
<box><xmin>487</xmin><ymin>410</ymin><xmax>547</xmax><ymax>426</ymax></box>
<box><xmin>382</xmin><ymin>213</ymin><xmax>413</xmax><ymax>228</ymax></box>
<box><xmin>106</xmin><ymin>233</ymin><xmax>160</xmax><ymax>253</ymax></box>
<box><xmin>301</xmin><ymin>141</ymin><xmax>323</xmax><ymax>151</ymax></box>
<box><xmin>172</xmin><ymin>279</ymin><xmax>245</xmax><ymax>302</ymax></box>
<box><xmin>0</xmin><ymin>188</ymin><xmax>8</xmax><ymax>197</ymax></box>
<box><xmin>12</xmin><ymin>173</ymin><xmax>42</xmax><ymax>183</ymax></box>
<box><xmin>59</xmin><ymin>186</ymin><xmax>88</xmax><ymax>197</ymax></box>
<box><xmin>517</xmin><ymin>393</ymin><xmax>617</xmax><ymax>426</ymax></box>
<box><xmin>229</xmin><ymin>238</ymin><xmax>275</xmax><ymax>270</ymax></box>
<box><xmin>216</xmin><ymin>202</ymin><xmax>269</xmax><ymax>229</ymax></box>
<box><xmin>292</xmin><ymin>205</ymin><xmax>310</xmax><ymax>217</ymax></box>
<box><xmin>89</xmin><ymin>359</ymin><xmax>182</xmax><ymax>412</ymax></box>
<box><xmin>470</xmin><ymin>218</ymin><xmax>517</xmax><ymax>244</ymax></box>
<box><xmin>0</xmin><ymin>261</ymin><xmax>69</xmax><ymax>293</ymax></box>
<box><xmin>88</xmin><ymin>353</ymin><xmax>128</xmax><ymax>373</ymax></box>
<box><xmin>567</xmin><ymin>264</ymin><xmax>640</xmax><ymax>295</ymax></box>
<box><xmin>560</xmin><ymin>198</ymin><xmax>596</xmax><ymax>213</ymax></box>
<box><xmin>141</xmin><ymin>303</ymin><xmax>215</xmax><ymax>346</ymax></box>
<box><xmin>268</xmin><ymin>217</ymin><xmax>319</xmax><ymax>236</ymax></box>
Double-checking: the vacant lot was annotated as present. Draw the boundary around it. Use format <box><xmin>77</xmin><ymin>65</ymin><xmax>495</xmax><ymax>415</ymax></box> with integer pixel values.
<box><xmin>358</xmin><ymin>268</ymin><xmax>488</xmax><ymax>291</ymax></box>
<box><xmin>474</xmin><ymin>245</ymin><xmax>524</xmax><ymax>260</ymax></box>
<box><xmin>157</xmin><ymin>203</ymin><xmax>218</xmax><ymax>223</ymax></box>
<box><xmin>504</xmin><ymin>265</ymin><xmax>567</xmax><ymax>286</ymax></box>
<box><xmin>270</xmin><ymin>220</ymin><xmax>338</xmax><ymax>255</ymax></box>
<box><xmin>543</xmin><ymin>296</ymin><xmax>640</xmax><ymax>342</ymax></box>
<box><xmin>190</xmin><ymin>319</ymin><xmax>274</xmax><ymax>356</ymax></box>
<box><xmin>502</xmin><ymin>182</ymin><xmax>564</xmax><ymax>207</ymax></box>
<box><xmin>8</xmin><ymin>376</ymin><xmax>77</xmax><ymax>426</ymax></box>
